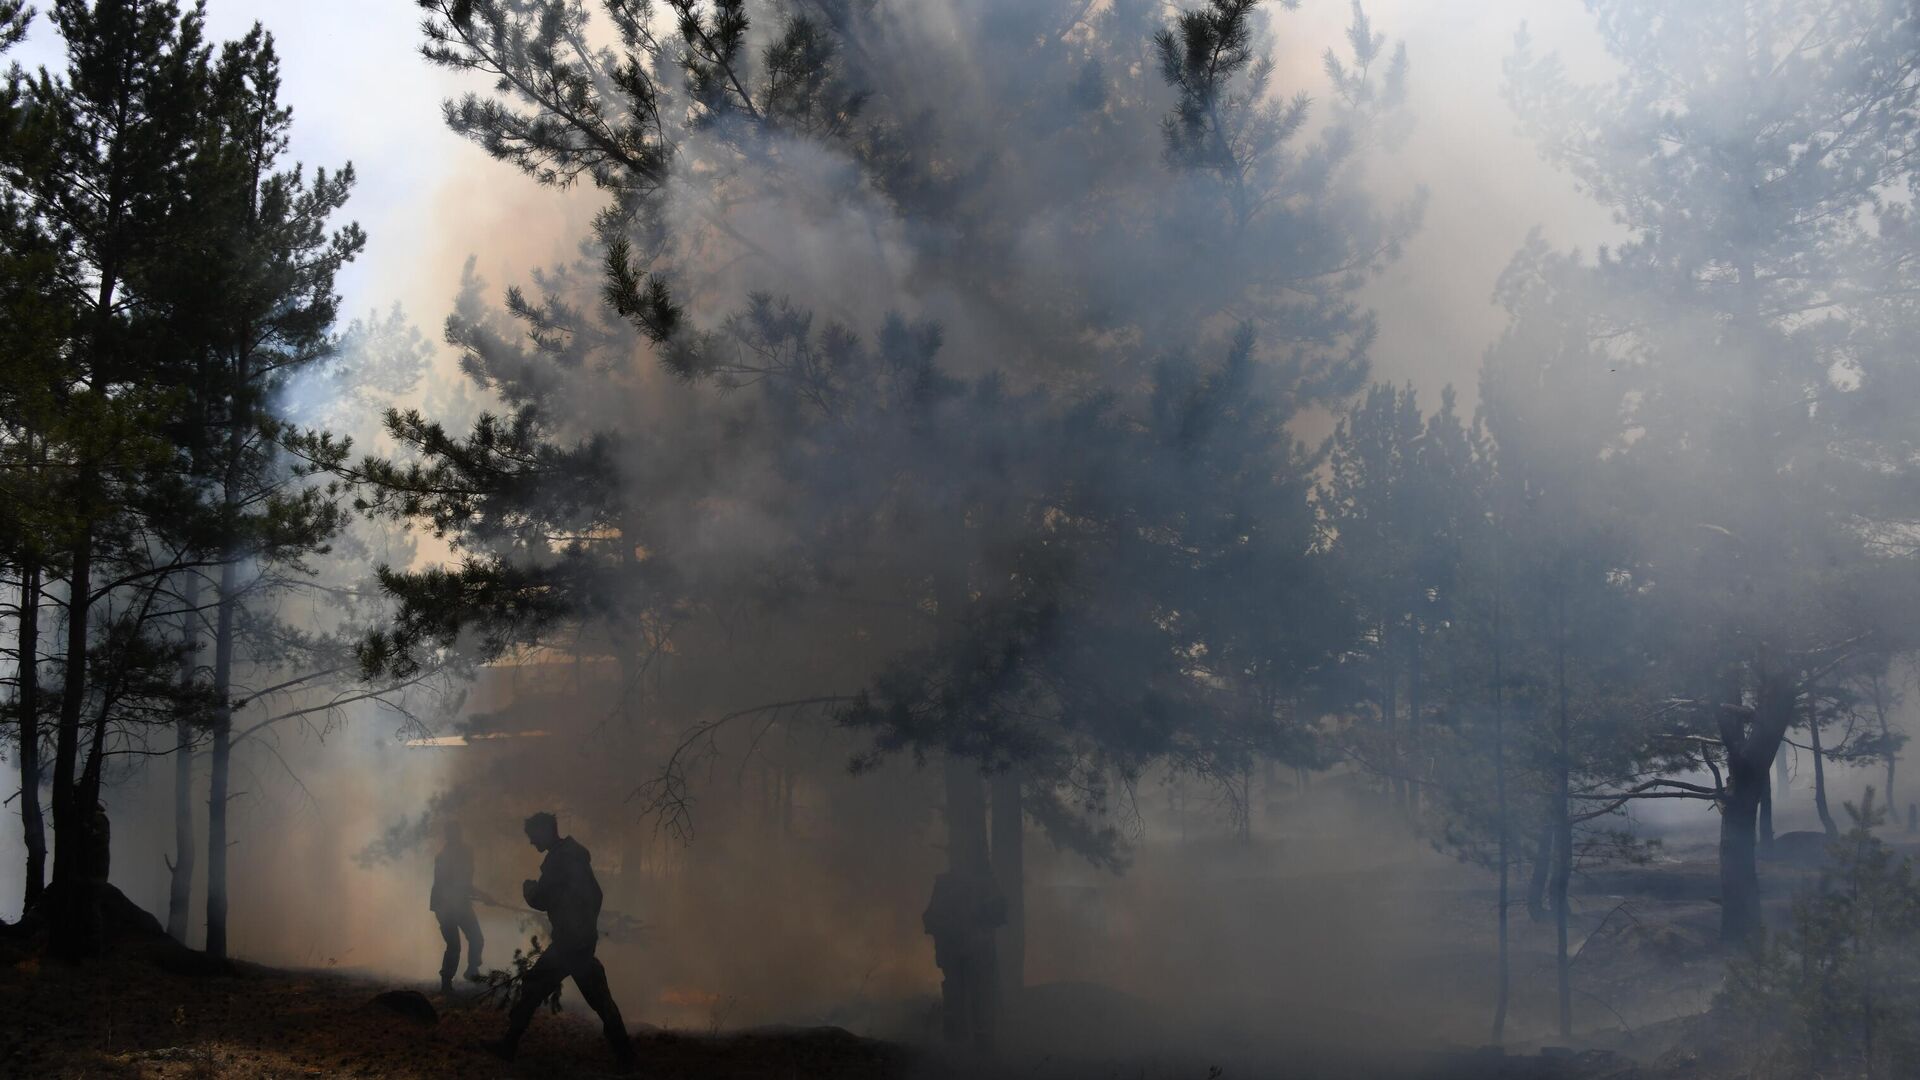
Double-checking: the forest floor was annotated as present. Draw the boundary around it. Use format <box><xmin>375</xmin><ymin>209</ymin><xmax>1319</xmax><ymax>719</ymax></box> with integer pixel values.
<box><xmin>2</xmin><ymin>819</ymin><xmax>1893</xmax><ymax>1079</ymax></box>
<box><xmin>0</xmin><ymin>930</ymin><xmax>1689</xmax><ymax>1080</ymax></box>
<box><xmin>0</xmin><ymin>907</ymin><xmax>1753</xmax><ymax>1080</ymax></box>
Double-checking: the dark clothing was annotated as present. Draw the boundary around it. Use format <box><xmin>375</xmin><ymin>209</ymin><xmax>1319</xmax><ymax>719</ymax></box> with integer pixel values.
<box><xmin>432</xmin><ymin>839</ymin><xmax>482</xmax><ymax>983</ymax></box>
<box><xmin>431</xmin><ymin>840</ymin><xmax>475</xmax><ymax>917</ymax></box>
<box><xmin>923</xmin><ymin>871</ymin><xmax>1005</xmax><ymax>1051</ymax></box>
<box><xmin>524</xmin><ymin>836</ymin><xmax>602</xmax><ymax>950</ymax></box>
<box><xmin>505</xmin><ymin>940</ymin><xmax>631</xmax><ymax>1063</ymax></box>
<box><xmin>502</xmin><ymin>836</ymin><xmax>630</xmax><ymax>1065</ymax></box>
<box><xmin>437</xmin><ymin>908</ymin><xmax>483</xmax><ymax>983</ymax></box>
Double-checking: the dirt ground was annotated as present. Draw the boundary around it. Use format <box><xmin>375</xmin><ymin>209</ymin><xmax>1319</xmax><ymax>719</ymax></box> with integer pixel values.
<box><xmin>0</xmin><ymin>927</ymin><xmax>1730</xmax><ymax>1080</ymax></box>
<box><xmin>2</xmin><ymin>818</ymin><xmax>1866</xmax><ymax>1079</ymax></box>
<box><xmin>0</xmin><ymin>933</ymin><xmax>925</xmax><ymax>1079</ymax></box>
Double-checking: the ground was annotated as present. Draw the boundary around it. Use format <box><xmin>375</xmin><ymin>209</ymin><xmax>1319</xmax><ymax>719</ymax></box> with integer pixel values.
<box><xmin>0</xmin><ymin>933</ymin><xmax>919</xmax><ymax>1079</ymax></box>
<box><xmin>0</xmin><ymin>933</ymin><xmax>1734</xmax><ymax>1080</ymax></box>
<box><xmin>0</xmin><ymin>821</ymin><xmax>1880</xmax><ymax>1079</ymax></box>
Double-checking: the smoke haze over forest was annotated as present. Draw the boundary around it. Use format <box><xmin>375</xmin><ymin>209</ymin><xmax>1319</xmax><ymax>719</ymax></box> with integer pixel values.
<box><xmin>4</xmin><ymin>2</ymin><xmax>1920</xmax><ymax>1079</ymax></box>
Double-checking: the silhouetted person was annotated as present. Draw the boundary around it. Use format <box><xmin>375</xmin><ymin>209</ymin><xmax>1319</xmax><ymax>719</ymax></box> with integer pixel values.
<box><xmin>923</xmin><ymin>869</ymin><xmax>1005</xmax><ymax>1052</ymax></box>
<box><xmin>431</xmin><ymin>821</ymin><xmax>485</xmax><ymax>992</ymax></box>
<box><xmin>483</xmin><ymin>812</ymin><xmax>634</xmax><ymax>1070</ymax></box>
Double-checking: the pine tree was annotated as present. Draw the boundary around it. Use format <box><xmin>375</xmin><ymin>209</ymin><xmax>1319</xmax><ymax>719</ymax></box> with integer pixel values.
<box><xmin>1507</xmin><ymin>0</ymin><xmax>1920</xmax><ymax>946</ymax></box>
<box><xmin>159</xmin><ymin>25</ymin><xmax>363</xmax><ymax>960</ymax></box>
<box><xmin>0</xmin><ymin>0</ymin><xmax>214</xmax><ymax>958</ymax></box>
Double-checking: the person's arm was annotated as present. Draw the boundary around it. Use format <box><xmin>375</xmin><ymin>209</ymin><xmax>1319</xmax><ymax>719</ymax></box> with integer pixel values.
<box><xmin>522</xmin><ymin>855</ymin><xmax>555</xmax><ymax>911</ymax></box>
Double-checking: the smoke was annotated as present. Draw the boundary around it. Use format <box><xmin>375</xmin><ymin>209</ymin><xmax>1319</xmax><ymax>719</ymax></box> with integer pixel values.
<box><xmin>9</xmin><ymin>2</ymin><xmax>1919</xmax><ymax>1072</ymax></box>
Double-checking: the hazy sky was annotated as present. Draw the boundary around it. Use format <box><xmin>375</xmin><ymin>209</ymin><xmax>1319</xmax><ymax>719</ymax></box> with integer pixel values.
<box><xmin>8</xmin><ymin>0</ymin><xmax>1618</xmax><ymax>404</ymax></box>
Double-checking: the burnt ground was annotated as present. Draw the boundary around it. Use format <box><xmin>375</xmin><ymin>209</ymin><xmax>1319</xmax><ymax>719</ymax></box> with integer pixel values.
<box><xmin>0</xmin><ymin>826</ymin><xmax>1885</xmax><ymax>1079</ymax></box>
<box><xmin>0</xmin><ymin>933</ymin><xmax>1674</xmax><ymax>1080</ymax></box>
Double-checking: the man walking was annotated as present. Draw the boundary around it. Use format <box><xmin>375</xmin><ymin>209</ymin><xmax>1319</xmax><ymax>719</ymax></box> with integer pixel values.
<box><xmin>431</xmin><ymin>820</ymin><xmax>485</xmax><ymax>993</ymax></box>
<box><xmin>483</xmin><ymin>812</ymin><xmax>635</xmax><ymax>1070</ymax></box>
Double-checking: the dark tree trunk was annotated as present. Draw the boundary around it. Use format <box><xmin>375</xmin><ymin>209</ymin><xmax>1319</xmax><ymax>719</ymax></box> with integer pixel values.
<box><xmin>1719</xmin><ymin>671</ymin><xmax>1796</xmax><ymax>946</ymax></box>
<box><xmin>1718</xmin><ymin>768</ymin><xmax>1764</xmax><ymax>945</ymax></box>
<box><xmin>1775</xmin><ymin>739</ymin><xmax>1789</xmax><ymax>811</ymax></box>
<box><xmin>1527</xmin><ymin>822</ymin><xmax>1553</xmax><ymax>921</ymax></box>
<box><xmin>47</xmin><ymin>536</ymin><xmax>92</xmax><ymax>958</ymax></box>
<box><xmin>1383</xmin><ymin>659</ymin><xmax>1402</xmax><ymax>811</ymax></box>
<box><xmin>1552</xmin><ymin>597</ymin><xmax>1572</xmax><ymax>1041</ymax></box>
<box><xmin>1881</xmin><ymin>687</ymin><xmax>1897</xmax><ymax>814</ymax></box>
<box><xmin>16</xmin><ymin>563</ymin><xmax>44</xmax><ymax>913</ymax></box>
<box><xmin>1758</xmin><ymin>765</ymin><xmax>1774</xmax><ymax>858</ymax></box>
<box><xmin>1490</xmin><ymin>589</ymin><xmax>1509</xmax><ymax>1046</ymax></box>
<box><xmin>205</xmin><ymin>557</ymin><xmax>238</xmax><ymax>960</ymax></box>
<box><xmin>167</xmin><ymin>576</ymin><xmax>199</xmax><ymax>943</ymax></box>
<box><xmin>944</xmin><ymin>756</ymin><xmax>990</xmax><ymax>877</ymax></box>
<box><xmin>1407</xmin><ymin>625</ymin><xmax>1423</xmax><ymax>817</ymax></box>
<box><xmin>1810</xmin><ymin>698</ymin><xmax>1837</xmax><ymax>839</ymax></box>
<box><xmin>991</xmin><ymin>770</ymin><xmax>1024</xmax><ymax>1004</ymax></box>
<box><xmin>166</xmin><ymin>717</ymin><xmax>195</xmax><ymax>942</ymax></box>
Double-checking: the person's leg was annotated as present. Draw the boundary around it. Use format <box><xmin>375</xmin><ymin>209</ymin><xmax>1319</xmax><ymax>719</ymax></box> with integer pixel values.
<box><xmin>459</xmin><ymin>908</ymin><xmax>484</xmax><ymax>977</ymax></box>
<box><xmin>570</xmin><ymin>955</ymin><xmax>635</xmax><ymax>1064</ymax></box>
<box><xmin>493</xmin><ymin>952</ymin><xmax>566</xmax><ymax>1058</ymax></box>
<box><xmin>437</xmin><ymin>917</ymin><xmax>460</xmax><ymax>990</ymax></box>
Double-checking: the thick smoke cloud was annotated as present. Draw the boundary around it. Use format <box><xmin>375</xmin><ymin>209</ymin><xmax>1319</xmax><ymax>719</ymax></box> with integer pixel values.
<box><xmin>9</xmin><ymin>2</ymin><xmax>1917</xmax><ymax>1069</ymax></box>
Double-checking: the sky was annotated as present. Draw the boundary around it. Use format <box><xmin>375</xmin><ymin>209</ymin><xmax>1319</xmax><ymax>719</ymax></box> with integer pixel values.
<box><xmin>11</xmin><ymin>0</ymin><xmax>597</xmax><ymax>346</ymax></box>
<box><xmin>7</xmin><ymin>0</ymin><xmax>1619</xmax><ymax>408</ymax></box>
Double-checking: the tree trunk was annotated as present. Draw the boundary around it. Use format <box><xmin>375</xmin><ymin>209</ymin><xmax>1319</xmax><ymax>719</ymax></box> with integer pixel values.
<box><xmin>1775</xmin><ymin>739</ymin><xmax>1789</xmax><ymax>812</ymax></box>
<box><xmin>1527</xmin><ymin>822</ymin><xmax>1553</xmax><ymax>921</ymax></box>
<box><xmin>16</xmin><ymin>563</ymin><xmax>44</xmax><ymax>913</ymax></box>
<box><xmin>944</xmin><ymin>756</ymin><xmax>990</xmax><ymax>877</ymax></box>
<box><xmin>991</xmin><ymin>770</ymin><xmax>1024</xmax><ymax>1004</ymax></box>
<box><xmin>1383</xmin><ymin>660</ymin><xmax>1405</xmax><ymax>812</ymax></box>
<box><xmin>1758</xmin><ymin>763</ymin><xmax>1774</xmax><ymax>858</ymax></box>
<box><xmin>1810</xmin><ymin>698</ymin><xmax>1837</xmax><ymax>839</ymax></box>
<box><xmin>1720</xmin><ymin>671</ymin><xmax>1795</xmax><ymax>946</ymax></box>
<box><xmin>167</xmin><ymin>577</ymin><xmax>199</xmax><ymax>943</ymax></box>
<box><xmin>1882</xmin><ymin>699</ymin><xmax>1897</xmax><ymax>815</ymax></box>
<box><xmin>1407</xmin><ymin>624</ymin><xmax>1422</xmax><ymax>818</ymax></box>
<box><xmin>1552</xmin><ymin>599</ymin><xmax>1573</xmax><ymax>1042</ymax></box>
<box><xmin>1718</xmin><ymin>767</ymin><xmax>1764</xmax><ymax>945</ymax></box>
<box><xmin>205</xmin><ymin>557</ymin><xmax>239</xmax><ymax>960</ymax></box>
<box><xmin>1490</xmin><ymin>590</ymin><xmax>1510</xmax><ymax>1046</ymax></box>
<box><xmin>47</xmin><ymin>536</ymin><xmax>92</xmax><ymax>958</ymax></box>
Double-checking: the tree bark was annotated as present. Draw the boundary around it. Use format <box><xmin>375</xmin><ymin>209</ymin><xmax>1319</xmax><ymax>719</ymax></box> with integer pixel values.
<box><xmin>1718</xmin><ymin>767</ymin><xmax>1764</xmax><ymax>945</ymax></box>
<box><xmin>1407</xmin><ymin>623</ymin><xmax>1423</xmax><ymax>818</ymax></box>
<box><xmin>1758</xmin><ymin>761</ymin><xmax>1774</xmax><ymax>858</ymax></box>
<box><xmin>1719</xmin><ymin>670</ymin><xmax>1796</xmax><ymax>946</ymax></box>
<box><xmin>1552</xmin><ymin>597</ymin><xmax>1573</xmax><ymax>1041</ymax></box>
<box><xmin>991</xmin><ymin>770</ymin><xmax>1024</xmax><ymax>1003</ymax></box>
<box><xmin>1383</xmin><ymin>655</ymin><xmax>1403</xmax><ymax>811</ymax></box>
<box><xmin>16</xmin><ymin>563</ymin><xmax>44</xmax><ymax>913</ymax></box>
<box><xmin>1775</xmin><ymin>739</ymin><xmax>1789</xmax><ymax>812</ymax></box>
<box><xmin>47</xmin><ymin>535</ymin><xmax>92</xmax><ymax>958</ymax></box>
<box><xmin>205</xmin><ymin>557</ymin><xmax>239</xmax><ymax>960</ymax></box>
<box><xmin>167</xmin><ymin>576</ymin><xmax>199</xmax><ymax>942</ymax></box>
<box><xmin>1527</xmin><ymin>822</ymin><xmax>1553</xmax><ymax>921</ymax></box>
<box><xmin>1880</xmin><ymin>682</ymin><xmax>1897</xmax><ymax>815</ymax></box>
<box><xmin>1490</xmin><ymin>587</ymin><xmax>1509</xmax><ymax>1046</ymax></box>
<box><xmin>944</xmin><ymin>756</ymin><xmax>989</xmax><ymax>878</ymax></box>
<box><xmin>1810</xmin><ymin>697</ymin><xmax>1837</xmax><ymax>839</ymax></box>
